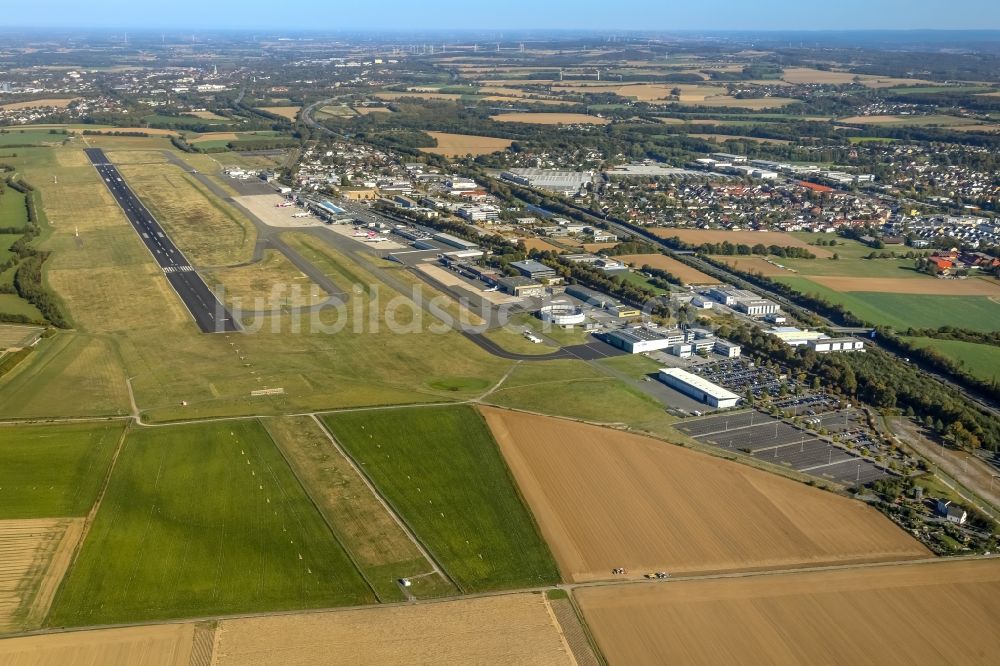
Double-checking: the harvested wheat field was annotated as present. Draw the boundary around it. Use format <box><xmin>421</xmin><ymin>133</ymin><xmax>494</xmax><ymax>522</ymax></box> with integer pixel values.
<box><xmin>212</xmin><ymin>594</ymin><xmax>573</xmax><ymax>665</ymax></box>
<box><xmin>649</xmin><ymin>228</ymin><xmax>833</xmax><ymax>258</ymax></box>
<box><xmin>491</xmin><ymin>113</ymin><xmax>610</xmax><ymax>125</ymax></box>
<box><xmin>577</xmin><ymin>559</ymin><xmax>1000</xmax><ymax>666</ymax></box>
<box><xmin>0</xmin><ymin>519</ymin><xmax>81</xmax><ymax>633</ymax></box>
<box><xmin>188</xmin><ymin>132</ymin><xmax>239</xmax><ymax>144</ymax></box>
<box><xmin>481</xmin><ymin>408</ymin><xmax>928</xmax><ymax>582</ymax></box>
<box><xmin>420</xmin><ymin>132</ymin><xmax>513</xmax><ymax>157</ymax></box>
<box><xmin>0</xmin><ymin>623</ymin><xmax>195</xmax><ymax>665</ymax></box>
<box><xmin>712</xmin><ymin>255</ymin><xmax>791</xmax><ymax>276</ymax></box>
<box><xmin>521</xmin><ymin>237</ymin><xmax>566</xmax><ymax>253</ymax></box>
<box><xmin>354</xmin><ymin>106</ymin><xmax>391</xmax><ymax>115</ymax></box>
<box><xmin>256</xmin><ymin>106</ymin><xmax>301</xmax><ymax>119</ymax></box>
<box><xmin>813</xmin><ymin>276</ymin><xmax>1000</xmax><ymax>295</ymax></box>
<box><xmin>617</xmin><ymin>254</ymin><xmax>719</xmax><ymax>284</ymax></box>
<box><xmin>0</xmin><ymin>98</ymin><xmax>79</xmax><ymax>110</ymax></box>
<box><xmin>185</xmin><ymin>110</ymin><xmax>228</xmax><ymax>120</ymax></box>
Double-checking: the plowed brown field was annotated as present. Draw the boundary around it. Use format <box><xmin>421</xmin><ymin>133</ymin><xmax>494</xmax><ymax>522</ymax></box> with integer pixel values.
<box><xmin>617</xmin><ymin>254</ymin><xmax>719</xmax><ymax>284</ymax></box>
<box><xmin>812</xmin><ymin>275</ymin><xmax>1000</xmax><ymax>295</ymax></box>
<box><xmin>576</xmin><ymin>559</ymin><xmax>1000</xmax><ymax>666</ymax></box>
<box><xmin>212</xmin><ymin>594</ymin><xmax>573</xmax><ymax>665</ymax></box>
<box><xmin>481</xmin><ymin>408</ymin><xmax>928</xmax><ymax>582</ymax></box>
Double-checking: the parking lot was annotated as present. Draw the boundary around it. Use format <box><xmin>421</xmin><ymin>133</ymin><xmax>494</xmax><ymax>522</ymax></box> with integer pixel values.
<box><xmin>677</xmin><ymin>409</ymin><xmax>889</xmax><ymax>486</ymax></box>
<box><xmin>692</xmin><ymin>358</ymin><xmax>805</xmax><ymax>399</ymax></box>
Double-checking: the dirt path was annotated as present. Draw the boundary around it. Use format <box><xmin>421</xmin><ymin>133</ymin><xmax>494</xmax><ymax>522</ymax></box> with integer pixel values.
<box><xmin>888</xmin><ymin>417</ymin><xmax>1000</xmax><ymax>515</ymax></box>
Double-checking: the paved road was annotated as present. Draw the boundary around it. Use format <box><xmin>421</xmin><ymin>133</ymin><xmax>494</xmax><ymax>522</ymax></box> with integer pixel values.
<box><xmin>84</xmin><ymin>148</ymin><xmax>239</xmax><ymax>333</ymax></box>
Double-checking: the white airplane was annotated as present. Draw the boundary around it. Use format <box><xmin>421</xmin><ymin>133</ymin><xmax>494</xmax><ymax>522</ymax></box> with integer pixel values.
<box><xmin>352</xmin><ymin>230</ymin><xmax>368</xmax><ymax>237</ymax></box>
<box><xmin>291</xmin><ymin>212</ymin><xmax>310</xmax><ymax>218</ymax></box>
<box><xmin>276</xmin><ymin>201</ymin><xmax>294</xmax><ymax>208</ymax></box>
<box><xmin>364</xmin><ymin>236</ymin><xmax>388</xmax><ymax>242</ymax></box>
<box><xmin>484</xmin><ymin>286</ymin><xmax>499</xmax><ymax>292</ymax></box>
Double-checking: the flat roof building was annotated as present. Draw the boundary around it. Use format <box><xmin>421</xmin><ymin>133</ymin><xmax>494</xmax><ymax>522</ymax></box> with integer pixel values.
<box><xmin>565</xmin><ymin>284</ymin><xmax>614</xmax><ymax>308</ymax></box>
<box><xmin>658</xmin><ymin>368</ymin><xmax>741</xmax><ymax>408</ymax></box>
<box><xmin>809</xmin><ymin>337</ymin><xmax>865</xmax><ymax>353</ymax></box>
<box><xmin>511</xmin><ymin>259</ymin><xmax>557</xmax><ymax>280</ymax></box>
<box><xmin>432</xmin><ymin>232</ymin><xmax>479</xmax><ymax>251</ymax></box>
<box><xmin>497</xmin><ymin>276</ymin><xmax>545</xmax><ymax>298</ymax></box>
<box><xmin>605</xmin><ymin>327</ymin><xmax>684</xmax><ymax>354</ymax></box>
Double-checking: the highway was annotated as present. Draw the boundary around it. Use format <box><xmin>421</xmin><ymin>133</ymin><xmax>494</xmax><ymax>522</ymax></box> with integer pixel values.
<box><xmin>84</xmin><ymin>148</ymin><xmax>239</xmax><ymax>333</ymax></box>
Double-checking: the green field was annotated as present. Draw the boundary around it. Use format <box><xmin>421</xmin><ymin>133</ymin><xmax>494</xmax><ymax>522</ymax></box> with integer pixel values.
<box><xmin>0</xmin><ymin>421</ymin><xmax>124</xmax><ymax>519</ymax></box>
<box><xmin>0</xmin><ymin>188</ymin><xmax>29</xmax><ymax>230</ymax></box>
<box><xmin>903</xmin><ymin>337</ymin><xmax>1000</xmax><ymax>384</ymax></box>
<box><xmin>776</xmin><ymin>276</ymin><xmax>1000</xmax><ymax>331</ymax></box>
<box><xmin>889</xmin><ymin>86</ymin><xmax>994</xmax><ymax>95</ymax></box>
<box><xmin>0</xmin><ymin>233</ymin><xmax>22</xmax><ymax>262</ymax></box>
<box><xmin>0</xmin><ymin>294</ymin><xmax>44</xmax><ymax>320</ymax></box>
<box><xmin>0</xmin><ymin>130</ymin><xmax>69</xmax><ymax>146</ymax></box>
<box><xmin>323</xmin><ymin>406</ymin><xmax>560</xmax><ymax>593</ymax></box>
<box><xmin>48</xmin><ymin>420</ymin><xmax>373</xmax><ymax>626</ymax></box>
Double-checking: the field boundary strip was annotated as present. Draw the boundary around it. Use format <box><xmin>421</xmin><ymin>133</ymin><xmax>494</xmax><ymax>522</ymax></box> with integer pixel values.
<box><xmin>308</xmin><ymin>414</ymin><xmax>457</xmax><ymax>592</ymax></box>
<box><xmin>259</xmin><ymin>417</ymin><xmax>382</xmax><ymax>602</ymax></box>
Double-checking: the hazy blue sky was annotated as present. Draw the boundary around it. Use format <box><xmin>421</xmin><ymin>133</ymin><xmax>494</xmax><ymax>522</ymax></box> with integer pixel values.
<box><xmin>8</xmin><ymin>0</ymin><xmax>1000</xmax><ymax>31</ymax></box>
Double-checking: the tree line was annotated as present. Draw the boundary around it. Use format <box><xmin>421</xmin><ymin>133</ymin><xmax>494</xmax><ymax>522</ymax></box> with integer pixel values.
<box><xmin>2</xmin><ymin>177</ymin><xmax>67</xmax><ymax>327</ymax></box>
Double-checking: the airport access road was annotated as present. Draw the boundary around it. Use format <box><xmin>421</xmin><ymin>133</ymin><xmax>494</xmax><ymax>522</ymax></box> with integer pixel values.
<box><xmin>84</xmin><ymin>148</ymin><xmax>239</xmax><ymax>333</ymax></box>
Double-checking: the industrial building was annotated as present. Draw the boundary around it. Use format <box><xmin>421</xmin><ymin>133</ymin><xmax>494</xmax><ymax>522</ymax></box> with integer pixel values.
<box><xmin>767</xmin><ymin>326</ymin><xmax>828</xmax><ymax>346</ymax></box>
<box><xmin>809</xmin><ymin>337</ymin><xmax>865</xmax><ymax>353</ymax></box>
<box><xmin>432</xmin><ymin>232</ymin><xmax>479</xmax><ymax>251</ymax></box>
<box><xmin>658</xmin><ymin>368</ymin><xmax>741</xmax><ymax>408</ymax></box>
<box><xmin>735</xmin><ymin>298</ymin><xmax>781</xmax><ymax>316</ymax></box>
<box><xmin>565</xmin><ymin>284</ymin><xmax>614</xmax><ymax>308</ymax></box>
<box><xmin>511</xmin><ymin>259</ymin><xmax>557</xmax><ymax>280</ymax></box>
<box><xmin>563</xmin><ymin>253</ymin><xmax>628</xmax><ymax>275</ymax></box>
<box><xmin>606</xmin><ymin>326</ymin><xmax>685</xmax><ymax>354</ymax></box>
<box><xmin>497</xmin><ymin>276</ymin><xmax>545</xmax><ymax>297</ymax></box>
<box><xmin>500</xmin><ymin>168</ymin><xmax>594</xmax><ymax>195</ymax></box>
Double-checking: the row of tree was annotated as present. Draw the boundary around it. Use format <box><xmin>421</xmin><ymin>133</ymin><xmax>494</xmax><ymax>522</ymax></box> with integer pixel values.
<box><xmin>720</xmin><ymin>322</ymin><xmax>1000</xmax><ymax>452</ymax></box>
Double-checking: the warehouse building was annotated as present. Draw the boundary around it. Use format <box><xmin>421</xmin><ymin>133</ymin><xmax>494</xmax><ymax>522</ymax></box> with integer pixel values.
<box><xmin>432</xmin><ymin>232</ymin><xmax>479</xmax><ymax>251</ymax></box>
<box><xmin>605</xmin><ymin>326</ymin><xmax>685</xmax><ymax>354</ymax></box>
<box><xmin>658</xmin><ymin>368</ymin><xmax>741</xmax><ymax>408</ymax></box>
<box><xmin>735</xmin><ymin>298</ymin><xmax>781</xmax><ymax>316</ymax></box>
<box><xmin>809</xmin><ymin>337</ymin><xmax>865</xmax><ymax>353</ymax></box>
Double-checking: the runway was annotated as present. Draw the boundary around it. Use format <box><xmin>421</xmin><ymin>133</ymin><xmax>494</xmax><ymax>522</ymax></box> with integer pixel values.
<box><xmin>84</xmin><ymin>148</ymin><xmax>239</xmax><ymax>333</ymax></box>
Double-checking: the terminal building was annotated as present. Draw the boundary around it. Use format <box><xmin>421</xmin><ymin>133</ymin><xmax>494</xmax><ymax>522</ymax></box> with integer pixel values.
<box><xmin>658</xmin><ymin>368</ymin><xmax>741</xmax><ymax>408</ymax></box>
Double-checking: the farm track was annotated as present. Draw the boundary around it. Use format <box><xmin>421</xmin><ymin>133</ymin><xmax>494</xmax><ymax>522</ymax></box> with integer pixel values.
<box><xmin>4</xmin><ymin>554</ymin><xmax>991</xmax><ymax>641</ymax></box>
